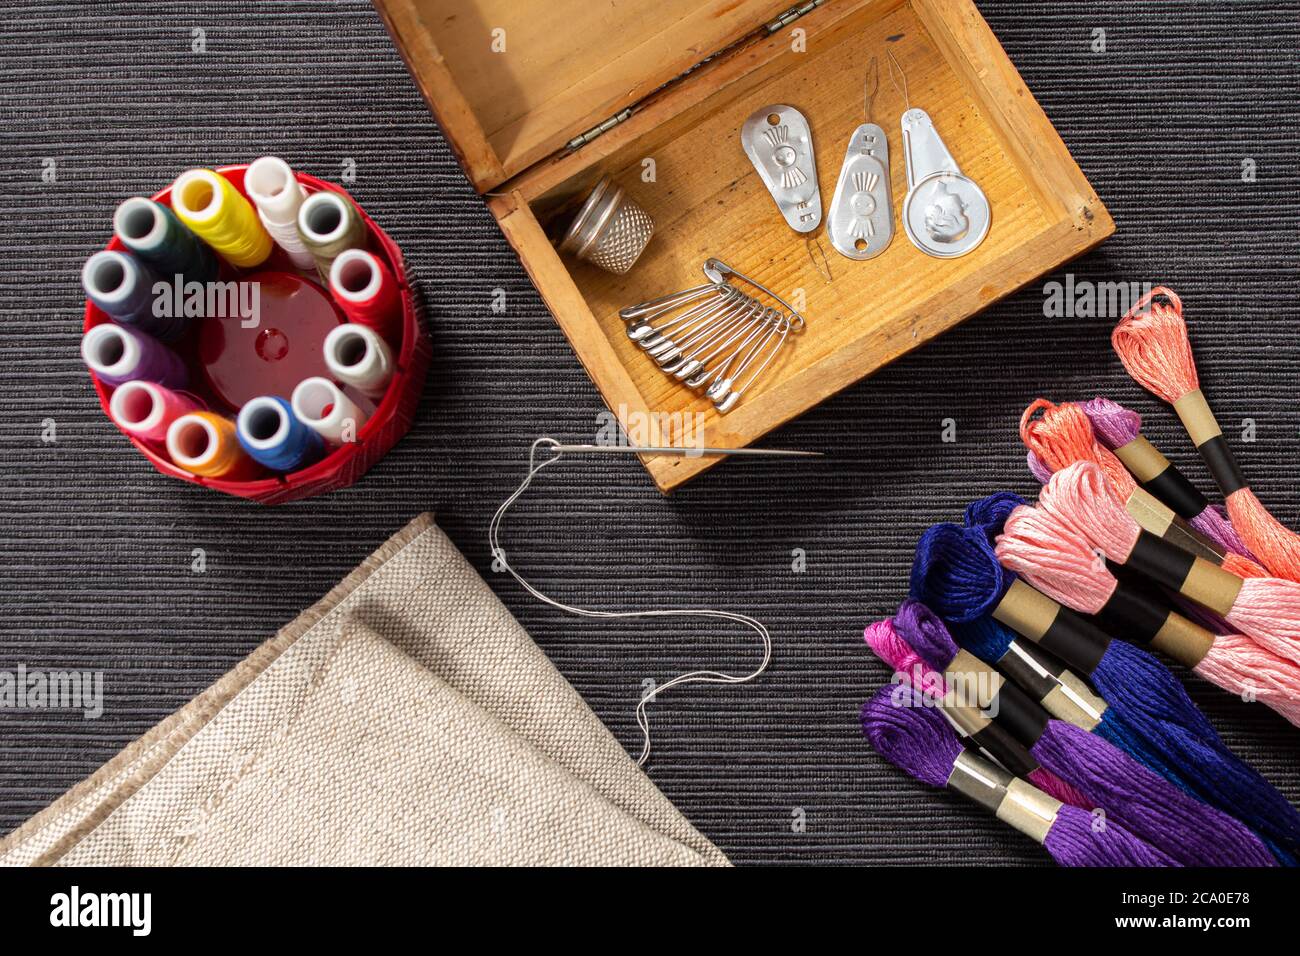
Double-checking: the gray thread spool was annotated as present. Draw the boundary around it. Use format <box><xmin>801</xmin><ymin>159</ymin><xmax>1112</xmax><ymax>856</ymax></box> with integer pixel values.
<box><xmin>296</xmin><ymin>191</ymin><xmax>368</xmax><ymax>280</ymax></box>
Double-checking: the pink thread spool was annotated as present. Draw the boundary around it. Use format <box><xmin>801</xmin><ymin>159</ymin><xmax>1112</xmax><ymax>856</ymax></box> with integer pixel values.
<box><xmin>329</xmin><ymin>248</ymin><xmax>400</xmax><ymax>342</ymax></box>
<box><xmin>109</xmin><ymin>380</ymin><xmax>201</xmax><ymax>443</ymax></box>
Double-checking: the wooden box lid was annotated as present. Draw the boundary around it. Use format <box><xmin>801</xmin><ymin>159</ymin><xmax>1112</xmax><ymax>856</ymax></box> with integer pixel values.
<box><xmin>372</xmin><ymin>0</ymin><xmax>796</xmax><ymax>191</ymax></box>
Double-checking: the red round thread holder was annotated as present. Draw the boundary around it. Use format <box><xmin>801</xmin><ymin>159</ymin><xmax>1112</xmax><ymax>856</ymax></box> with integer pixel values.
<box><xmin>83</xmin><ymin>165</ymin><xmax>430</xmax><ymax>504</ymax></box>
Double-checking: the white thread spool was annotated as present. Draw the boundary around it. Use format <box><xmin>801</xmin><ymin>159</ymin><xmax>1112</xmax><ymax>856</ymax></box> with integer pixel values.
<box><xmin>322</xmin><ymin>323</ymin><xmax>394</xmax><ymax>398</ymax></box>
<box><xmin>244</xmin><ymin>156</ymin><xmax>316</xmax><ymax>271</ymax></box>
<box><xmin>291</xmin><ymin>376</ymin><xmax>367</xmax><ymax>445</ymax></box>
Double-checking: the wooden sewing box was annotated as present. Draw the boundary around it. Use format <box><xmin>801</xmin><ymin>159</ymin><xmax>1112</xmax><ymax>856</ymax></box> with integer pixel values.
<box><xmin>373</xmin><ymin>0</ymin><xmax>1114</xmax><ymax>491</ymax></box>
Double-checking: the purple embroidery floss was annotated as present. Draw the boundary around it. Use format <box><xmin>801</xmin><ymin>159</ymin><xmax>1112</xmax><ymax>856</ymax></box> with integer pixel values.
<box><xmin>860</xmin><ymin>687</ymin><xmax>1178</xmax><ymax>867</ymax></box>
<box><xmin>80</xmin><ymin>323</ymin><xmax>188</xmax><ymax>390</ymax></box>
<box><xmin>893</xmin><ymin>599</ymin><xmax>1275</xmax><ymax>867</ymax></box>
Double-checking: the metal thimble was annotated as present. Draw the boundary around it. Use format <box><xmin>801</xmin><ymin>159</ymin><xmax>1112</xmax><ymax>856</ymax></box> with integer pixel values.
<box><xmin>558</xmin><ymin>176</ymin><xmax>654</xmax><ymax>275</ymax></box>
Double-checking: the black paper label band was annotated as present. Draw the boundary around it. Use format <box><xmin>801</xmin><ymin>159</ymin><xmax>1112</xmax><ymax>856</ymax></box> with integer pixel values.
<box><xmin>1141</xmin><ymin>463</ymin><xmax>1210</xmax><ymax>519</ymax></box>
<box><xmin>996</xmin><ymin>642</ymin><xmax>1065</xmax><ymax>702</ymax></box>
<box><xmin>1035</xmin><ymin>606</ymin><xmax>1109</xmax><ymax>677</ymax></box>
<box><xmin>1095</xmin><ymin>581</ymin><xmax>1170</xmax><ymax>645</ymax></box>
<box><xmin>969</xmin><ymin>720</ymin><xmax>1041</xmax><ymax>779</ymax></box>
<box><xmin>1198</xmin><ymin>434</ymin><xmax>1247</xmax><ymax>498</ymax></box>
<box><xmin>987</xmin><ymin>681</ymin><xmax>1051</xmax><ymax>749</ymax></box>
<box><xmin>1125</xmin><ymin>529</ymin><xmax>1196</xmax><ymax>592</ymax></box>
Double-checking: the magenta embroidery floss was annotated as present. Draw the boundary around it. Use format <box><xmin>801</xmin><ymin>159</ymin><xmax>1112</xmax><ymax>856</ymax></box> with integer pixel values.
<box><xmin>863</xmin><ymin>619</ymin><xmax>1092</xmax><ymax>810</ymax></box>
<box><xmin>860</xmin><ymin>686</ymin><xmax>1178</xmax><ymax>867</ymax></box>
<box><xmin>891</xmin><ymin>601</ymin><xmax>1276</xmax><ymax>867</ymax></box>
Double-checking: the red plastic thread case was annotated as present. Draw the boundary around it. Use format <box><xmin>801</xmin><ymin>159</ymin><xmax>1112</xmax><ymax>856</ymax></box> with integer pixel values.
<box><xmin>83</xmin><ymin>165</ymin><xmax>431</xmax><ymax>505</ymax></box>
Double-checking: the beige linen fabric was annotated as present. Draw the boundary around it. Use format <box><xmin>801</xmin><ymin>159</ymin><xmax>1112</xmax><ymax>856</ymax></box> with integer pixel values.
<box><xmin>0</xmin><ymin>514</ymin><xmax>727</xmax><ymax>867</ymax></box>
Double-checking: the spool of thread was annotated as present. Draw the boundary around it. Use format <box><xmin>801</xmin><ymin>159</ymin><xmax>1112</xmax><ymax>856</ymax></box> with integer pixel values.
<box><xmin>81</xmin><ymin>323</ymin><xmax>187</xmax><ymax>389</ymax></box>
<box><xmin>860</xmin><ymin>687</ymin><xmax>1178</xmax><ymax>867</ymax></box>
<box><xmin>112</xmin><ymin>196</ymin><xmax>218</xmax><ymax>284</ymax></box>
<box><xmin>243</xmin><ymin>157</ymin><xmax>316</xmax><ymax>271</ymax></box>
<box><xmin>911</xmin><ymin>517</ymin><xmax>1300</xmax><ymax>862</ymax></box>
<box><xmin>885</xmin><ymin>603</ymin><xmax>1277</xmax><ymax>867</ymax></box>
<box><xmin>109</xmin><ymin>380</ymin><xmax>201</xmax><ymax>443</ymax></box>
<box><xmin>81</xmin><ymin>250</ymin><xmax>186</xmax><ymax>341</ymax></box>
<box><xmin>1113</xmin><ymin>288</ymin><xmax>1300</xmax><ymax>583</ymax></box>
<box><xmin>236</xmin><ymin>395</ymin><xmax>325</xmax><ymax>474</ymax></box>
<box><xmin>328</xmin><ymin>249</ymin><xmax>400</xmax><ymax>341</ymax></box>
<box><xmin>165</xmin><ymin>411</ymin><xmax>258</xmax><ymax>480</ymax></box>
<box><xmin>290</xmin><ymin>376</ymin><xmax>368</xmax><ymax>445</ymax></box>
<box><xmin>323</xmin><ymin>323</ymin><xmax>394</xmax><ymax>398</ymax></box>
<box><xmin>296</xmin><ymin>191</ymin><xmax>367</xmax><ymax>278</ymax></box>
<box><xmin>995</xmin><ymin>494</ymin><xmax>1300</xmax><ymax>725</ymax></box>
<box><xmin>171</xmin><ymin>169</ymin><xmax>273</xmax><ymax>269</ymax></box>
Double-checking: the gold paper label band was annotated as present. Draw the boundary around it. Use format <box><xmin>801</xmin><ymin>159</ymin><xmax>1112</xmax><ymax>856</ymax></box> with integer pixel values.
<box><xmin>1127</xmin><ymin>488</ymin><xmax>1225</xmax><ymax>562</ymax></box>
<box><xmin>997</xmin><ymin>778</ymin><xmax>1062</xmax><ymax>845</ymax></box>
<box><xmin>947</xmin><ymin>749</ymin><xmax>1014</xmax><ymax>816</ymax></box>
<box><xmin>1150</xmin><ymin>612</ymin><xmax>1215</xmax><ymax>668</ymax></box>
<box><xmin>944</xmin><ymin>649</ymin><xmax>1003</xmax><ymax>711</ymax></box>
<box><xmin>1114</xmin><ymin>436</ymin><xmax>1171</xmax><ymax>485</ymax></box>
<box><xmin>1183</xmin><ymin>559</ymin><xmax>1244</xmax><ymax>617</ymax></box>
<box><xmin>1173</xmin><ymin>389</ymin><xmax>1223</xmax><ymax>448</ymax></box>
<box><xmin>992</xmin><ymin>579</ymin><xmax>1060</xmax><ymax>642</ymax></box>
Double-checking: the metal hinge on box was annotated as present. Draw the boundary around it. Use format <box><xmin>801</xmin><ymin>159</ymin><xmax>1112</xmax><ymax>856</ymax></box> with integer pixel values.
<box><xmin>564</xmin><ymin>0</ymin><xmax>828</xmax><ymax>152</ymax></box>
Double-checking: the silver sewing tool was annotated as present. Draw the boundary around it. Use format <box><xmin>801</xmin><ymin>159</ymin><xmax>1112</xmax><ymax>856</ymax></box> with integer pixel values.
<box><xmin>888</xmin><ymin>51</ymin><xmax>990</xmax><ymax>259</ymax></box>
<box><xmin>742</xmin><ymin>105</ymin><xmax>821</xmax><ymax>233</ymax></box>
<box><xmin>619</xmin><ymin>258</ymin><xmax>806</xmax><ymax>413</ymax></box>
<box><xmin>558</xmin><ymin>176</ymin><xmax>655</xmax><ymax>274</ymax></box>
<box><xmin>490</xmin><ymin>437</ymin><xmax>819</xmax><ymax>765</ymax></box>
<box><xmin>826</xmin><ymin>58</ymin><xmax>894</xmax><ymax>260</ymax></box>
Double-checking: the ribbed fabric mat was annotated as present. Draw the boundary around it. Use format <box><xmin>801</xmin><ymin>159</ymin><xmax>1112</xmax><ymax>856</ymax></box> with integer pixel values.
<box><xmin>0</xmin><ymin>0</ymin><xmax>1296</xmax><ymax>865</ymax></box>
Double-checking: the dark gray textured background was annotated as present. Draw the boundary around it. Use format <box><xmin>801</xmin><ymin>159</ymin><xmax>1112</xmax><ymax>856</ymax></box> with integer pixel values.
<box><xmin>2</xmin><ymin>0</ymin><xmax>1298</xmax><ymax>865</ymax></box>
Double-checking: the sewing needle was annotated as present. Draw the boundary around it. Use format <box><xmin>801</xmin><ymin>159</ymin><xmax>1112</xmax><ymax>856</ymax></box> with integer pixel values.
<box><xmin>549</xmin><ymin>443</ymin><xmax>823</xmax><ymax>457</ymax></box>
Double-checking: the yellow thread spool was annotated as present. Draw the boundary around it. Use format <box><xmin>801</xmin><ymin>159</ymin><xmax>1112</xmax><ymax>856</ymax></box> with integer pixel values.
<box><xmin>166</xmin><ymin>411</ymin><xmax>252</xmax><ymax>478</ymax></box>
<box><xmin>171</xmin><ymin>169</ymin><xmax>273</xmax><ymax>269</ymax></box>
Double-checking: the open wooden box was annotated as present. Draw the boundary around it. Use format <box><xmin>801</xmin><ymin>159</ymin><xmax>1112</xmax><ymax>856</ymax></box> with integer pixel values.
<box><xmin>374</xmin><ymin>0</ymin><xmax>1114</xmax><ymax>491</ymax></box>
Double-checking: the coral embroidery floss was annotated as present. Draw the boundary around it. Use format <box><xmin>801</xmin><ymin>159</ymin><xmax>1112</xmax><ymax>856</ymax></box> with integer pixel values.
<box><xmin>885</xmin><ymin>602</ymin><xmax>1276</xmax><ymax>866</ymax></box>
<box><xmin>860</xmin><ymin>687</ymin><xmax>1178</xmax><ymax>867</ymax></box>
<box><xmin>1113</xmin><ymin>287</ymin><xmax>1300</xmax><ymax>583</ymax></box>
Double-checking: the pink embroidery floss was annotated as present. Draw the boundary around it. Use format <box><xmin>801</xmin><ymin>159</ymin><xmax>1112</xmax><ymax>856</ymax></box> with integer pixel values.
<box><xmin>1038</xmin><ymin>461</ymin><xmax>1300</xmax><ymax>668</ymax></box>
<box><xmin>861</xmin><ymin>686</ymin><xmax>1179</xmax><ymax>867</ymax></box>
<box><xmin>1113</xmin><ymin>287</ymin><xmax>1300</xmax><ymax>583</ymax></box>
<box><xmin>994</xmin><ymin>496</ymin><xmax>1300</xmax><ymax>725</ymax></box>
<box><xmin>864</xmin><ymin>619</ymin><xmax>1092</xmax><ymax>809</ymax></box>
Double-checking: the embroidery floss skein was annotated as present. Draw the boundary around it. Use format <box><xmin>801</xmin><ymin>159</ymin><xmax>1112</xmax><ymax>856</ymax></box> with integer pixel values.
<box><xmin>81</xmin><ymin>251</ymin><xmax>187</xmax><ymax>342</ymax></box>
<box><xmin>1021</xmin><ymin>397</ymin><xmax>1259</xmax><ymax>568</ymax></box>
<box><xmin>995</xmin><ymin>495</ymin><xmax>1300</xmax><ymax>723</ymax></box>
<box><xmin>860</xmin><ymin>687</ymin><xmax>1179</xmax><ymax>867</ymax></box>
<box><xmin>112</xmin><ymin>196</ymin><xmax>218</xmax><ymax>284</ymax></box>
<box><xmin>890</xmin><ymin>601</ymin><xmax>1277</xmax><ymax>867</ymax></box>
<box><xmin>81</xmin><ymin>323</ymin><xmax>187</xmax><ymax>390</ymax></box>
<box><xmin>165</xmin><ymin>412</ymin><xmax>258</xmax><ymax>480</ymax></box>
<box><xmin>243</xmin><ymin>156</ymin><xmax>316</xmax><ymax>271</ymax></box>
<box><xmin>864</xmin><ymin>618</ymin><xmax>1092</xmax><ymax>809</ymax></box>
<box><xmin>323</xmin><ymin>323</ymin><xmax>394</xmax><ymax>399</ymax></box>
<box><xmin>1030</xmin><ymin>396</ymin><xmax>1252</xmax><ymax>559</ymax></box>
<box><xmin>1038</xmin><ymin>461</ymin><xmax>1300</xmax><ymax>667</ymax></box>
<box><xmin>171</xmin><ymin>169</ymin><xmax>273</xmax><ymax>269</ymax></box>
<box><xmin>109</xmin><ymin>380</ymin><xmax>201</xmax><ymax>443</ymax></box>
<box><xmin>328</xmin><ymin>249</ymin><xmax>401</xmax><ymax>342</ymax></box>
<box><xmin>236</xmin><ymin>396</ymin><xmax>325</xmax><ymax>473</ymax></box>
<box><xmin>290</xmin><ymin>377</ymin><xmax>368</xmax><ymax>445</ymax></box>
<box><xmin>1113</xmin><ymin>287</ymin><xmax>1300</xmax><ymax>583</ymax></box>
<box><xmin>296</xmin><ymin>191</ymin><xmax>367</xmax><ymax>278</ymax></box>
<box><xmin>911</xmin><ymin>520</ymin><xmax>1300</xmax><ymax>862</ymax></box>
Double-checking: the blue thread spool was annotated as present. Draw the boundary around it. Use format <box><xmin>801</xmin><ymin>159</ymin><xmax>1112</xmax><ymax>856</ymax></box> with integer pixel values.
<box><xmin>236</xmin><ymin>395</ymin><xmax>325</xmax><ymax>473</ymax></box>
<box><xmin>113</xmin><ymin>197</ymin><xmax>218</xmax><ymax>284</ymax></box>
